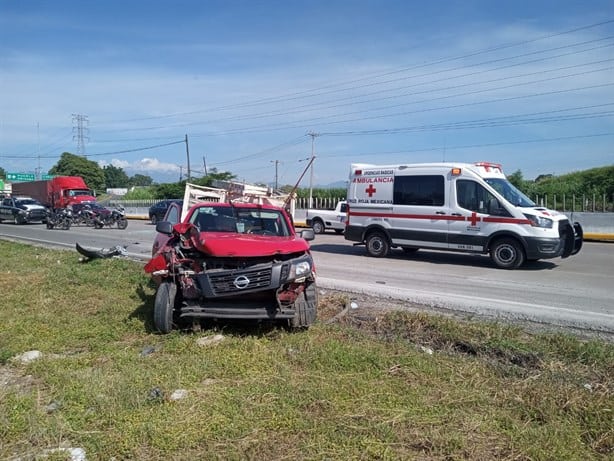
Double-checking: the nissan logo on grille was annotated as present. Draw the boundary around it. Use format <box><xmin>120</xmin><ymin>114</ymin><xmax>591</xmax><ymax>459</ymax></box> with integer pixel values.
<box><xmin>233</xmin><ymin>275</ymin><xmax>250</xmax><ymax>289</ymax></box>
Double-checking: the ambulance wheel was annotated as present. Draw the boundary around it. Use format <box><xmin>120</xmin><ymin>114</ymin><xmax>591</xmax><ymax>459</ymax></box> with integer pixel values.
<box><xmin>490</xmin><ymin>238</ymin><xmax>525</xmax><ymax>269</ymax></box>
<box><xmin>365</xmin><ymin>231</ymin><xmax>390</xmax><ymax>258</ymax></box>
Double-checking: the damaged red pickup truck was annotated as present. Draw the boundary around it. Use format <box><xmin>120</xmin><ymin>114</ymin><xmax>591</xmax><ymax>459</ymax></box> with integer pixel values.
<box><xmin>145</xmin><ymin>200</ymin><xmax>317</xmax><ymax>333</ymax></box>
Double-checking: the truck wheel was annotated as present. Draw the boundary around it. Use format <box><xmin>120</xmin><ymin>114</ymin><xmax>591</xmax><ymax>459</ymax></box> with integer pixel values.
<box><xmin>14</xmin><ymin>215</ymin><xmax>25</xmax><ymax>225</ymax></box>
<box><xmin>154</xmin><ymin>282</ymin><xmax>178</xmax><ymax>333</ymax></box>
<box><xmin>290</xmin><ymin>283</ymin><xmax>318</xmax><ymax>329</ymax></box>
<box><xmin>117</xmin><ymin>218</ymin><xmax>128</xmax><ymax>229</ymax></box>
<box><xmin>150</xmin><ymin>215</ymin><xmax>158</xmax><ymax>225</ymax></box>
<box><xmin>366</xmin><ymin>231</ymin><xmax>390</xmax><ymax>258</ymax></box>
<box><xmin>490</xmin><ymin>238</ymin><xmax>525</xmax><ymax>269</ymax></box>
<box><xmin>312</xmin><ymin>219</ymin><xmax>325</xmax><ymax>234</ymax></box>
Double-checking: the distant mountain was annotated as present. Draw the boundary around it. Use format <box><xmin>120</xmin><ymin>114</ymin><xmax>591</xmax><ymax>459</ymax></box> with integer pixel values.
<box><xmin>315</xmin><ymin>180</ymin><xmax>348</xmax><ymax>189</ymax></box>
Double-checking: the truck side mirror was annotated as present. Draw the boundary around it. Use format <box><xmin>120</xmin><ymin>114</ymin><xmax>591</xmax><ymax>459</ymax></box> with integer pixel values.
<box><xmin>299</xmin><ymin>228</ymin><xmax>315</xmax><ymax>241</ymax></box>
<box><xmin>156</xmin><ymin>221</ymin><xmax>174</xmax><ymax>235</ymax></box>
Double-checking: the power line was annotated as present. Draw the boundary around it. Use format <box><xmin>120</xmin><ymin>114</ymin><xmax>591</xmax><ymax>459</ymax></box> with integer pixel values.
<box><xmin>1</xmin><ymin>139</ymin><xmax>185</xmax><ymax>159</ymax></box>
<box><xmin>93</xmin><ymin>19</ymin><xmax>614</xmax><ymax>125</ymax></box>
<box><xmin>317</xmin><ymin>132</ymin><xmax>614</xmax><ymax>159</ymax></box>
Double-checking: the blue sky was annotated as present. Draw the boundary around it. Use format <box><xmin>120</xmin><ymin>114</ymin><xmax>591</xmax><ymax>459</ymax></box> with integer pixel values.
<box><xmin>1</xmin><ymin>0</ymin><xmax>613</xmax><ymax>187</ymax></box>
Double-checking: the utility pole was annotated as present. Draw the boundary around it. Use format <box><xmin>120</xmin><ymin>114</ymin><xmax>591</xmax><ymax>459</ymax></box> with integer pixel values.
<box><xmin>307</xmin><ymin>131</ymin><xmax>319</xmax><ymax>209</ymax></box>
<box><xmin>270</xmin><ymin>160</ymin><xmax>280</xmax><ymax>191</ymax></box>
<box><xmin>203</xmin><ymin>154</ymin><xmax>208</xmax><ymax>176</ymax></box>
<box><xmin>72</xmin><ymin>114</ymin><xmax>89</xmax><ymax>156</ymax></box>
<box><xmin>184</xmin><ymin>134</ymin><xmax>191</xmax><ymax>181</ymax></box>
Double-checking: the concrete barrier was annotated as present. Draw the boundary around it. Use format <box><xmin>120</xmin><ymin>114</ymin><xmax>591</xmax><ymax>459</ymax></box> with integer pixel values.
<box><xmin>569</xmin><ymin>212</ymin><xmax>614</xmax><ymax>241</ymax></box>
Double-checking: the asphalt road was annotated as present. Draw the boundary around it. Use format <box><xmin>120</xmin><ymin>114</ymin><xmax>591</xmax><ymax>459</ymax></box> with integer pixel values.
<box><xmin>1</xmin><ymin>219</ymin><xmax>612</xmax><ymax>338</ymax></box>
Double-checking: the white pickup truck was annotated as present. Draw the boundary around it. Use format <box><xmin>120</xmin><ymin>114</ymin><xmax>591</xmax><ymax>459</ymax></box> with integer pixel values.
<box><xmin>305</xmin><ymin>201</ymin><xmax>347</xmax><ymax>234</ymax></box>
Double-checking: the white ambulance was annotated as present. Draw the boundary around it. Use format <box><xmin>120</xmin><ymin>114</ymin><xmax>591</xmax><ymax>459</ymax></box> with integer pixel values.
<box><xmin>345</xmin><ymin>162</ymin><xmax>583</xmax><ymax>269</ymax></box>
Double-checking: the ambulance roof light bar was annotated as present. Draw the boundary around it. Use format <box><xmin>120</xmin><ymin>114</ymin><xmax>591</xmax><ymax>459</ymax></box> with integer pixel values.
<box><xmin>474</xmin><ymin>161</ymin><xmax>503</xmax><ymax>172</ymax></box>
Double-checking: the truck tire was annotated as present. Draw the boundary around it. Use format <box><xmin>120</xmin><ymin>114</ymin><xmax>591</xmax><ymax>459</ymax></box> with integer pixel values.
<box><xmin>365</xmin><ymin>231</ymin><xmax>390</xmax><ymax>258</ymax></box>
<box><xmin>290</xmin><ymin>283</ymin><xmax>317</xmax><ymax>329</ymax></box>
<box><xmin>311</xmin><ymin>219</ymin><xmax>325</xmax><ymax>234</ymax></box>
<box><xmin>154</xmin><ymin>282</ymin><xmax>178</xmax><ymax>333</ymax></box>
<box><xmin>489</xmin><ymin>238</ymin><xmax>525</xmax><ymax>269</ymax></box>
<box><xmin>14</xmin><ymin>215</ymin><xmax>25</xmax><ymax>225</ymax></box>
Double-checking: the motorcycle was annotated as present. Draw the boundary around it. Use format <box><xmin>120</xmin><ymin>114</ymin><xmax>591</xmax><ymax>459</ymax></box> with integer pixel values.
<box><xmin>98</xmin><ymin>205</ymin><xmax>128</xmax><ymax>229</ymax></box>
<box><xmin>46</xmin><ymin>208</ymin><xmax>72</xmax><ymax>230</ymax></box>
<box><xmin>73</xmin><ymin>204</ymin><xmax>100</xmax><ymax>227</ymax></box>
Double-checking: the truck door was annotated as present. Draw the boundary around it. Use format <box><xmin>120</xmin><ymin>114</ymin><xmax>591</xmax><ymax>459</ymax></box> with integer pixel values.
<box><xmin>390</xmin><ymin>173</ymin><xmax>452</xmax><ymax>249</ymax></box>
<box><xmin>448</xmin><ymin>178</ymin><xmax>511</xmax><ymax>252</ymax></box>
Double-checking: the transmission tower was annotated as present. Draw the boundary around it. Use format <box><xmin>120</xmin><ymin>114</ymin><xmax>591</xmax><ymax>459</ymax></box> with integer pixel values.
<box><xmin>72</xmin><ymin>114</ymin><xmax>89</xmax><ymax>156</ymax></box>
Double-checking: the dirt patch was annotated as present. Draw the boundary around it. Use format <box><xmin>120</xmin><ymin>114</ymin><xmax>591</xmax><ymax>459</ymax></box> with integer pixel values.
<box><xmin>0</xmin><ymin>365</ymin><xmax>39</xmax><ymax>395</ymax></box>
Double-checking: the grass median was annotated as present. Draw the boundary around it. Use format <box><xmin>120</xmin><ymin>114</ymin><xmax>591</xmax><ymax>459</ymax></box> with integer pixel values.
<box><xmin>0</xmin><ymin>240</ymin><xmax>612</xmax><ymax>460</ymax></box>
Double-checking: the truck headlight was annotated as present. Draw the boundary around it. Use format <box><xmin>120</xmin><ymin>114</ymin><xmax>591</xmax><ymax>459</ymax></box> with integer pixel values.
<box><xmin>523</xmin><ymin>213</ymin><xmax>553</xmax><ymax>229</ymax></box>
<box><xmin>289</xmin><ymin>259</ymin><xmax>312</xmax><ymax>279</ymax></box>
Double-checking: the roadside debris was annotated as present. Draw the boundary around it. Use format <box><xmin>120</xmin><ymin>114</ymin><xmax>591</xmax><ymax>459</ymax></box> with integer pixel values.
<box><xmin>196</xmin><ymin>334</ymin><xmax>225</xmax><ymax>347</ymax></box>
<box><xmin>12</xmin><ymin>350</ymin><xmax>42</xmax><ymax>364</ymax></box>
<box><xmin>169</xmin><ymin>389</ymin><xmax>188</xmax><ymax>401</ymax></box>
<box><xmin>140</xmin><ymin>345</ymin><xmax>157</xmax><ymax>357</ymax></box>
<box><xmin>75</xmin><ymin>242</ymin><xmax>127</xmax><ymax>261</ymax></box>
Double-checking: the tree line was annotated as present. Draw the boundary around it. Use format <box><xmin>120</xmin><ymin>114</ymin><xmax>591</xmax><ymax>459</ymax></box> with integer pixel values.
<box><xmin>507</xmin><ymin>165</ymin><xmax>614</xmax><ymax>204</ymax></box>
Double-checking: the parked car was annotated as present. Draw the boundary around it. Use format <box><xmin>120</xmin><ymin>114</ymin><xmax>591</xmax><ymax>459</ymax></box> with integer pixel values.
<box><xmin>0</xmin><ymin>196</ymin><xmax>47</xmax><ymax>224</ymax></box>
<box><xmin>149</xmin><ymin>199</ymin><xmax>183</xmax><ymax>224</ymax></box>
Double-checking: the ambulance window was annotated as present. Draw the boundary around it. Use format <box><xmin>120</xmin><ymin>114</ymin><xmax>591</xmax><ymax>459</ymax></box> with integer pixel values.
<box><xmin>456</xmin><ymin>180</ymin><xmax>511</xmax><ymax>216</ymax></box>
<box><xmin>393</xmin><ymin>175</ymin><xmax>445</xmax><ymax>206</ymax></box>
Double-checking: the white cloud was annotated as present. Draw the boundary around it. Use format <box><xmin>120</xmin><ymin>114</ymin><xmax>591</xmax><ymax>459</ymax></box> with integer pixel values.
<box><xmin>99</xmin><ymin>157</ymin><xmax>180</xmax><ymax>172</ymax></box>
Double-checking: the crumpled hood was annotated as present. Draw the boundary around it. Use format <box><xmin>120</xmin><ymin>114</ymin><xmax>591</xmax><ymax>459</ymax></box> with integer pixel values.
<box><xmin>197</xmin><ymin>232</ymin><xmax>310</xmax><ymax>257</ymax></box>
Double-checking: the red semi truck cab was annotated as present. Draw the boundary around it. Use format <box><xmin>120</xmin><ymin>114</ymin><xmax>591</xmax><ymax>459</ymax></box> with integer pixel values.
<box><xmin>49</xmin><ymin>176</ymin><xmax>96</xmax><ymax>208</ymax></box>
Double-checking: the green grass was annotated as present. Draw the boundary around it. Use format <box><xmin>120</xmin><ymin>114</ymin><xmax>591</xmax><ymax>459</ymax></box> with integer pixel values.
<box><xmin>0</xmin><ymin>240</ymin><xmax>612</xmax><ymax>460</ymax></box>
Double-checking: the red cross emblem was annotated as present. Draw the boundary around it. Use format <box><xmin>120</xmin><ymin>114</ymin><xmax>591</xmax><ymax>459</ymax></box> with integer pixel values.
<box><xmin>365</xmin><ymin>184</ymin><xmax>377</xmax><ymax>197</ymax></box>
<box><xmin>468</xmin><ymin>212</ymin><xmax>480</xmax><ymax>226</ymax></box>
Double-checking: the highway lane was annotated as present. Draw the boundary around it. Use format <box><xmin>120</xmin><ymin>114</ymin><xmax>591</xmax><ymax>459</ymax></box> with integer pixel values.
<box><xmin>1</xmin><ymin>220</ymin><xmax>612</xmax><ymax>337</ymax></box>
